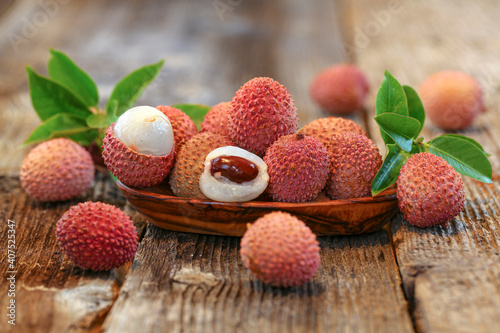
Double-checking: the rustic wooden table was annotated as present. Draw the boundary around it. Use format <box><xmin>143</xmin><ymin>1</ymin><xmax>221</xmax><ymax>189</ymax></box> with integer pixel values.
<box><xmin>1</xmin><ymin>0</ymin><xmax>499</xmax><ymax>332</ymax></box>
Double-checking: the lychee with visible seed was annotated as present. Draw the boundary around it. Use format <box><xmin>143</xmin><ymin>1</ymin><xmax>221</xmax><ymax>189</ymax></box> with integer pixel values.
<box><xmin>310</xmin><ymin>64</ymin><xmax>370</xmax><ymax>114</ymax></box>
<box><xmin>303</xmin><ymin>117</ymin><xmax>367</xmax><ymax>147</ymax></box>
<box><xmin>201</xmin><ymin>102</ymin><xmax>231</xmax><ymax>137</ymax></box>
<box><xmin>102</xmin><ymin>106</ymin><xmax>175</xmax><ymax>188</ymax></box>
<box><xmin>156</xmin><ymin>105</ymin><xmax>198</xmax><ymax>153</ymax></box>
<box><xmin>240</xmin><ymin>211</ymin><xmax>320</xmax><ymax>288</ymax></box>
<box><xmin>199</xmin><ymin>146</ymin><xmax>269</xmax><ymax>202</ymax></box>
<box><xmin>56</xmin><ymin>201</ymin><xmax>138</xmax><ymax>271</ymax></box>
<box><xmin>397</xmin><ymin>152</ymin><xmax>465</xmax><ymax>228</ymax></box>
<box><xmin>229</xmin><ymin>77</ymin><xmax>299</xmax><ymax>156</ymax></box>
<box><xmin>20</xmin><ymin>138</ymin><xmax>95</xmax><ymax>202</ymax></box>
<box><xmin>263</xmin><ymin>130</ymin><xmax>330</xmax><ymax>202</ymax></box>
<box><xmin>323</xmin><ymin>132</ymin><xmax>382</xmax><ymax>199</ymax></box>
<box><xmin>419</xmin><ymin>71</ymin><xmax>485</xmax><ymax>130</ymax></box>
<box><xmin>169</xmin><ymin>132</ymin><xmax>233</xmax><ymax>199</ymax></box>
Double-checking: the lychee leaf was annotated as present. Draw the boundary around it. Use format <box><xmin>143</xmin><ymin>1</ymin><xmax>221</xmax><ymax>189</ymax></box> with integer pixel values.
<box><xmin>371</xmin><ymin>144</ymin><xmax>407</xmax><ymax>196</ymax></box>
<box><xmin>23</xmin><ymin>113</ymin><xmax>91</xmax><ymax>146</ymax></box>
<box><xmin>86</xmin><ymin>113</ymin><xmax>113</xmax><ymax>129</ymax></box>
<box><xmin>106</xmin><ymin>59</ymin><xmax>164</xmax><ymax>117</ymax></box>
<box><xmin>374</xmin><ymin>113</ymin><xmax>421</xmax><ymax>152</ymax></box>
<box><xmin>48</xmin><ymin>49</ymin><xmax>99</xmax><ymax>108</ymax></box>
<box><xmin>428</xmin><ymin>135</ymin><xmax>493</xmax><ymax>183</ymax></box>
<box><xmin>435</xmin><ymin>134</ymin><xmax>491</xmax><ymax>157</ymax></box>
<box><xmin>173</xmin><ymin>104</ymin><xmax>211</xmax><ymax>130</ymax></box>
<box><xmin>26</xmin><ymin>66</ymin><xmax>91</xmax><ymax>121</ymax></box>
<box><xmin>376</xmin><ymin>70</ymin><xmax>408</xmax><ymax>145</ymax></box>
<box><xmin>403</xmin><ymin>85</ymin><xmax>425</xmax><ymax>136</ymax></box>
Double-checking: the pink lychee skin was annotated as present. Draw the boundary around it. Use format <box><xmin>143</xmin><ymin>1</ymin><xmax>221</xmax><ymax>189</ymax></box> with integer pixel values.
<box><xmin>419</xmin><ymin>71</ymin><xmax>485</xmax><ymax>130</ymax></box>
<box><xmin>240</xmin><ymin>211</ymin><xmax>321</xmax><ymax>288</ymax></box>
<box><xmin>56</xmin><ymin>201</ymin><xmax>138</xmax><ymax>271</ymax></box>
<box><xmin>229</xmin><ymin>77</ymin><xmax>299</xmax><ymax>157</ymax></box>
<box><xmin>310</xmin><ymin>64</ymin><xmax>370</xmax><ymax>114</ymax></box>
<box><xmin>20</xmin><ymin>138</ymin><xmax>95</xmax><ymax>202</ymax></box>
<box><xmin>156</xmin><ymin>105</ymin><xmax>198</xmax><ymax>153</ymax></box>
<box><xmin>102</xmin><ymin>125</ymin><xmax>175</xmax><ymax>188</ymax></box>
<box><xmin>397</xmin><ymin>153</ymin><xmax>465</xmax><ymax>228</ymax></box>
<box><xmin>201</xmin><ymin>102</ymin><xmax>232</xmax><ymax>137</ymax></box>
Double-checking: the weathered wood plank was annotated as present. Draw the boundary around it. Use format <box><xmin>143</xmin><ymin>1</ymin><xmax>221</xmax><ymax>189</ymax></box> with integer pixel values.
<box><xmin>348</xmin><ymin>0</ymin><xmax>500</xmax><ymax>330</ymax></box>
<box><xmin>103</xmin><ymin>227</ymin><xmax>413</xmax><ymax>333</ymax></box>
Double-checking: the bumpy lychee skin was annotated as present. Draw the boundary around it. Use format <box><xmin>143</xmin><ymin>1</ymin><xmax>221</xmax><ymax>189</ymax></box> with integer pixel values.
<box><xmin>303</xmin><ymin>117</ymin><xmax>367</xmax><ymax>147</ymax></box>
<box><xmin>397</xmin><ymin>153</ymin><xmax>465</xmax><ymax>228</ymax></box>
<box><xmin>102</xmin><ymin>106</ymin><xmax>175</xmax><ymax>188</ymax></box>
<box><xmin>156</xmin><ymin>105</ymin><xmax>198</xmax><ymax>153</ymax></box>
<box><xmin>20</xmin><ymin>138</ymin><xmax>95</xmax><ymax>202</ymax></box>
<box><xmin>323</xmin><ymin>132</ymin><xmax>382</xmax><ymax>199</ymax></box>
<box><xmin>201</xmin><ymin>102</ymin><xmax>231</xmax><ymax>137</ymax></box>
<box><xmin>310</xmin><ymin>64</ymin><xmax>370</xmax><ymax>114</ymax></box>
<box><xmin>229</xmin><ymin>77</ymin><xmax>299</xmax><ymax>156</ymax></box>
<box><xmin>56</xmin><ymin>201</ymin><xmax>138</xmax><ymax>271</ymax></box>
<box><xmin>264</xmin><ymin>131</ymin><xmax>329</xmax><ymax>202</ymax></box>
<box><xmin>169</xmin><ymin>132</ymin><xmax>233</xmax><ymax>199</ymax></box>
<box><xmin>240</xmin><ymin>211</ymin><xmax>320</xmax><ymax>288</ymax></box>
<box><xmin>419</xmin><ymin>71</ymin><xmax>485</xmax><ymax>130</ymax></box>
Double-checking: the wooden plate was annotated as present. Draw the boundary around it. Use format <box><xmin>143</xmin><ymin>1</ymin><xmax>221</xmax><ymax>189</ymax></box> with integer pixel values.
<box><xmin>117</xmin><ymin>181</ymin><xmax>398</xmax><ymax>236</ymax></box>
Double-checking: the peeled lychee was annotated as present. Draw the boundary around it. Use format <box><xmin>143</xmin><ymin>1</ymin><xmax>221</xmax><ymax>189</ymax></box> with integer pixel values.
<box><xmin>264</xmin><ymin>131</ymin><xmax>329</xmax><ymax>202</ymax></box>
<box><xmin>240</xmin><ymin>211</ymin><xmax>320</xmax><ymax>288</ymax></box>
<box><xmin>169</xmin><ymin>132</ymin><xmax>233</xmax><ymax>199</ymax></box>
<box><xmin>323</xmin><ymin>132</ymin><xmax>382</xmax><ymax>199</ymax></box>
<box><xmin>199</xmin><ymin>146</ymin><xmax>269</xmax><ymax>202</ymax></box>
<box><xmin>229</xmin><ymin>77</ymin><xmax>299</xmax><ymax>156</ymax></box>
<box><xmin>20</xmin><ymin>138</ymin><xmax>95</xmax><ymax>202</ymax></box>
<box><xmin>102</xmin><ymin>106</ymin><xmax>175</xmax><ymax>188</ymax></box>
<box><xmin>56</xmin><ymin>201</ymin><xmax>138</xmax><ymax>271</ymax></box>
<box><xmin>310</xmin><ymin>64</ymin><xmax>370</xmax><ymax>114</ymax></box>
<box><xmin>156</xmin><ymin>105</ymin><xmax>198</xmax><ymax>153</ymax></box>
<box><xmin>419</xmin><ymin>71</ymin><xmax>485</xmax><ymax>130</ymax></box>
<box><xmin>201</xmin><ymin>102</ymin><xmax>231</xmax><ymax>137</ymax></box>
<box><xmin>397</xmin><ymin>153</ymin><xmax>465</xmax><ymax>228</ymax></box>
<box><xmin>303</xmin><ymin>117</ymin><xmax>367</xmax><ymax>147</ymax></box>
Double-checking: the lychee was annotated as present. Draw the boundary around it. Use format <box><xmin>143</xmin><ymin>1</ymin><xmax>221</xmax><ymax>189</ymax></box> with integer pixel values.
<box><xmin>102</xmin><ymin>106</ymin><xmax>175</xmax><ymax>188</ymax></box>
<box><xmin>310</xmin><ymin>64</ymin><xmax>370</xmax><ymax>114</ymax></box>
<box><xmin>240</xmin><ymin>211</ymin><xmax>320</xmax><ymax>288</ymax></box>
<box><xmin>303</xmin><ymin>117</ymin><xmax>367</xmax><ymax>147</ymax></box>
<box><xmin>397</xmin><ymin>152</ymin><xmax>465</xmax><ymax>227</ymax></box>
<box><xmin>56</xmin><ymin>201</ymin><xmax>138</xmax><ymax>271</ymax></box>
<box><xmin>201</xmin><ymin>102</ymin><xmax>231</xmax><ymax>137</ymax></box>
<box><xmin>323</xmin><ymin>132</ymin><xmax>382</xmax><ymax>199</ymax></box>
<box><xmin>169</xmin><ymin>132</ymin><xmax>233</xmax><ymax>199</ymax></box>
<box><xmin>199</xmin><ymin>146</ymin><xmax>269</xmax><ymax>202</ymax></box>
<box><xmin>263</xmin><ymin>130</ymin><xmax>329</xmax><ymax>202</ymax></box>
<box><xmin>419</xmin><ymin>71</ymin><xmax>485</xmax><ymax>130</ymax></box>
<box><xmin>156</xmin><ymin>105</ymin><xmax>198</xmax><ymax>153</ymax></box>
<box><xmin>20</xmin><ymin>138</ymin><xmax>95</xmax><ymax>202</ymax></box>
<box><xmin>229</xmin><ymin>77</ymin><xmax>299</xmax><ymax>156</ymax></box>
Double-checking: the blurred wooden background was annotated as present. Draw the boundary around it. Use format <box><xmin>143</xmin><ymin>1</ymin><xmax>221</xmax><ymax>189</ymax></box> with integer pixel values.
<box><xmin>1</xmin><ymin>0</ymin><xmax>499</xmax><ymax>332</ymax></box>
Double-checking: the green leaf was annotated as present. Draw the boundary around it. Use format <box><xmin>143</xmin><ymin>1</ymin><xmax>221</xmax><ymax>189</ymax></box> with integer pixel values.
<box><xmin>427</xmin><ymin>135</ymin><xmax>493</xmax><ymax>183</ymax></box>
<box><xmin>376</xmin><ymin>70</ymin><xmax>408</xmax><ymax>145</ymax></box>
<box><xmin>23</xmin><ymin>113</ymin><xmax>90</xmax><ymax>146</ymax></box>
<box><xmin>173</xmin><ymin>103</ymin><xmax>212</xmax><ymax>130</ymax></box>
<box><xmin>48</xmin><ymin>49</ymin><xmax>99</xmax><ymax>107</ymax></box>
<box><xmin>26</xmin><ymin>66</ymin><xmax>91</xmax><ymax>121</ymax></box>
<box><xmin>374</xmin><ymin>113</ymin><xmax>421</xmax><ymax>152</ymax></box>
<box><xmin>86</xmin><ymin>113</ymin><xmax>113</xmax><ymax>129</ymax></box>
<box><xmin>106</xmin><ymin>59</ymin><xmax>164</xmax><ymax>117</ymax></box>
<box><xmin>403</xmin><ymin>85</ymin><xmax>425</xmax><ymax>136</ymax></box>
<box><xmin>435</xmin><ymin>134</ymin><xmax>491</xmax><ymax>157</ymax></box>
<box><xmin>106</xmin><ymin>99</ymin><xmax>119</xmax><ymax>122</ymax></box>
<box><xmin>371</xmin><ymin>144</ymin><xmax>407</xmax><ymax>196</ymax></box>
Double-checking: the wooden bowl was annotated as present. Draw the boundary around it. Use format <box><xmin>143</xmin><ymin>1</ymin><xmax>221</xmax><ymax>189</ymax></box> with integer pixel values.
<box><xmin>117</xmin><ymin>181</ymin><xmax>398</xmax><ymax>236</ymax></box>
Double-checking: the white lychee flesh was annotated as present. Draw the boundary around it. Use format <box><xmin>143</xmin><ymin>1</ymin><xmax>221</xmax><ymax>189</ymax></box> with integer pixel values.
<box><xmin>200</xmin><ymin>146</ymin><xmax>269</xmax><ymax>202</ymax></box>
<box><xmin>113</xmin><ymin>105</ymin><xmax>174</xmax><ymax>156</ymax></box>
